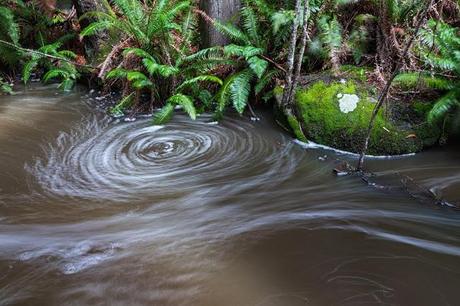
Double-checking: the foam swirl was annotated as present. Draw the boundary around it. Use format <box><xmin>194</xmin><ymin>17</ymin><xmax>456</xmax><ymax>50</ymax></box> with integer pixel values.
<box><xmin>31</xmin><ymin>114</ymin><xmax>300</xmax><ymax>201</ymax></box>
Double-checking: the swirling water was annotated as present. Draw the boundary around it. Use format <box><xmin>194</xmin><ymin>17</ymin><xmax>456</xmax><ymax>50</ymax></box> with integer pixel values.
<box><xmin>0</xmin><ymin>85</ymin><xmax>459</xmax><ymax>305</ymax></box>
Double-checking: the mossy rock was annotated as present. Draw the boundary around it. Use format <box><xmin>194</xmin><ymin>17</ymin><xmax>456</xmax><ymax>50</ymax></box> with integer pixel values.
<box><xmin>290</xmin><ymin>79</ymin><xmax>423</xmax><ymax>155</ymax></box>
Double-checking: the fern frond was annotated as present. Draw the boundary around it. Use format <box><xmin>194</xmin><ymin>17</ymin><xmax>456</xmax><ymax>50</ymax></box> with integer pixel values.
<box><xmin>271</xmin><ymin>10</ymin><xmax>294</xmax><ymax>35</ymax></box>
<box><xmin>395</xmin><ymin>73</ymin><xmax>455</xmax><ymax>90</ymax></box>
<box><xmin>0</xmin><ymin>7</ymin><xmax>20</xmax><ymax>44</ymax></box>
<box><xmin>167</xmin><ymin>94</ymin><xmax>196</xmax><ymax>120</ymax></box>
<box><xmin>132</xmin><ymin>79</ymin><xmax>153</xmax><ymax>89</ymax></box>
<box><xmin>176</xmin><ymin>75</ymin><xmax>223</xmax><ymax>92</ymax></box>
<box><xmin>142</xmin><ymin>58</ymin><xmax>179</xmax><ymax>77</ymax></box>
<box><xmin>110</xmin><ymin>93</ymin><xmax>134</xmax><ymax>117</ymax></box>
<box><xmin>428</xmin><ymin>90</ymin><xmax>460</xmax><ymax>123</ymax></box>
<box><xmin>106</xmin><ymin>68</ymin><xmax>128</xmax><ymax>79</ymax></box>
<box><xmin>214</xmin><ymin>21</ymin><xmax>250</xmax><ymax>45</ymax></box>
<box><xmin>223</xmin><ymin>44</ymin><xmax>263</xmax><ymax>59</ymax></box>
<box><xmin>80</xmin><ymin>20</ymin><xmax>113</xmax><ymax>37</ymax></box>
<box><xmin>230</xmin><ymin>69</ymin><xmax>253</xmax><ymax>114</ymax></box>
<box><xmin>123</xmin><ymin>47</ymin><xmax>154</xmax><ymax>60</ymax></box>
<box><xmin>255</xmin><ymin>69</ymin><xmax>280</xmax><ymax>95</ymax></box>
<box><xmin>126</xmin><ymin>71</ymin><xmax>149</xmax><ymax>82</ymax></box>
<box><xmin>58</xmin><ymin>79</ymin><xmax>75</xmax><ymax>91</ymax></box>
<box><xmin>241</xmin><ymin>5</ymin><xmax>260</xmax><ymax>46</ymax></box>
<box><xmin>153</xmin><ymin>103</ymin><xmax>175</xmax><ymax>124</ymax></box>
<box><xmin>22</xmin><ymin>59</ymin><xmax>38</xmax><ymax>84</ymax></box>
<box><xmin>247</xmin><ymin>56</ymin><xmax>268</xmax><ymax>79</ymax></box>
<box><xmin>43</xmin><ymin>68</ymin><xmax>70</xmax><ymax>82</ymax></box>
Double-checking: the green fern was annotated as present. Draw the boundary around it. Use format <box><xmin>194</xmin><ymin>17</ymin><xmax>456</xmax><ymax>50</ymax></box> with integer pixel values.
<box><xmin>110</xmin><ymin>93</ymin><xmax>135</xmax><ymax>117</ymax></box>
<box><xmin>167</xmin><ymin>93</ymin><xmax>197</xmax><ymax>120</ymax></box>
<box><xmin>153</xmin><ymin>103</ymin><xmax>175</xmax><ymax>125</ymax></box>
<box><xmin>0</xmin><ymin>6</ymin><xmax>20</xmax><ymax>67</ymax></box>
<box><xmin>22</xmin><ymin>38</ymin><xmax>79</xmax><ymax>91</ymax></box>
<box><xmin>395</xmin><ymin>73</ymin><xmax>454</xmax><ymax>91</ymax></box>
<box><xmin>230</xmin><ymin>69</ymin><xmax>253</xmax><ymax>114</ymax></box>
<box><xmin>0</xmin><ymin>76</ymin><xmax>13</xmax><ymax>95</ymax></box>
<box><xmin>397</xmin><ymin>20</ymin><xmax>460</xmax><ymax>123</ymax></box>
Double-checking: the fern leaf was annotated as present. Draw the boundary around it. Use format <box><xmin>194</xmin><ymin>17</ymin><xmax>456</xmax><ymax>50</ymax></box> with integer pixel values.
<box><xmin>255</xmin><ymin>69</ymin><xmax>279</xmax><ymax>95</ymax></box>
<box><xmin>122</xmin><ymin>47</ymin><xmax>153</xmax><ymax>60</ymax></box>
<box><xmin>142</xmin><ymin>58</ymin><xmax>179</xmax><ymax>77</ymax></box>
<box><xmin>0</xmin><ymin>7</ymin><xmax>20</xmax><ymax>44</ymax></box>
<box><xmin>247</xmin><ymin>56</ymin><xmax>268</xmax><ymax>79</ymax></box>
<box><xmin>241</xmin><ymin>5</ymin><xmax>260</xmax><ymax>46</ymax></box>
<box><xmin>80</xmin><ymin>20</ymin><xmax>112</xmax><ymax>37</ymax></box>
<box><xmin>214</xmin><ymin>21</ymin><xmax>250</xmax><ymax>45</ymax></box>
<box><xmin>132</xmin><ymin>79</ymin><xmax>153</xmax><ymax>89</ymax></box>
<box><xmin>153</xmin><ymin>103</ymin><xmax>175</xmax><ymax>125</ymax></box>
<box><xmin>106</xmin><ymin>68</ymin><xmax>128</xmax><ymax>79</ymax></box>
<box><xmin>43</xmin><ymin>69</ymin><xmax>69</xmax><ymax>82</ymax></box>
<box><xmin>176</xmin><ymin>75</ymin><xmax>223</xmax><ymax>92</ymax></box>
<box><xmin>58</xmin><ymin>79</ymin><xmax>75</xmax><ymax>91</ymax></box>
<box><xmin>230</xmin><ymin>69</ymin><xmax>253</xmax><ymax>114</ymax></box>
<box><xmin>22</xmin><ymin>60</ymin><xmax>38</xmax><ymax>84</ymax></box>
<box><xmin>271</xmin><ymin>10</ymin><xmax>294</xmax><ymax>35</ymax></box>
<box><xmin>110</xmin><ymin>93</ymin><xmax>134</xmax><ymax>117</ymax></box>
<box><xmin>428</xmin><ymin>91</ymin><xmax>460</xmax><ymax>123</ymax></box>
<box><xmin>167</xmin><ymin>94</ymin><xmax>196</xmax><ymax>120</ymax></box>
<box><xmin>126</xmin><ymin>71</ymin><xmax>149</xmax><ymax>82</ymax></box>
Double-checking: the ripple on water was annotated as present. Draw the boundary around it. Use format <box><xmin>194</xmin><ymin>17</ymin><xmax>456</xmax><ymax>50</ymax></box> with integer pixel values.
<box><xmin>30</xmin><ymin>115</ymin><xmax>300</xmax><ymax>202</ymax></box>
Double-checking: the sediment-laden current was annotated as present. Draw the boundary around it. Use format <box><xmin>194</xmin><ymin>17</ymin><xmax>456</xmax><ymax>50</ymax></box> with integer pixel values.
<box><xmin>1</xmin><ymin>85</ymin><xmax>459</xmax><ymax>305</ymax></box>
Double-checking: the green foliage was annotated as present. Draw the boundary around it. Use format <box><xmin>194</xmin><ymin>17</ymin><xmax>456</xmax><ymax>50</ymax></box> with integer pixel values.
<box><xmin>22</xmin><ymin>37</ymin><xmax>79</xmax><ymax>91</ymax></box>
<box><xmin>153</xmin><ymin>103</ymin><xmax>175</xmax><ymax>124</ymax></box>
<box><xmin>110</xmin><ymin>93</ymin><xmax>135</xmax><ymax>117</ymax></box>
<box><xmin>0</xmin><ymin>5</ymin><xmax>20</xmax><ymax>67</ymax></box>
<box><xmin>396</xmin><ymin>20</ymin><xmax>460</xmax><ymax>123</ymax></box>
<box><xmin>348</xmin><ymin>14</ymin><xmax>374</xmax><ymax>64</ymax></box>
<box><xmin>317</xmin><ymin>15</ymin><xmax>342</xmax><ymax>69</ymax></box>
<box><xmin>386</xmin><ymin>0</ymin><xmax>423</xmax><ymax>24</ymax></box>
<box><xmin>0</xmin><ymin>76</ymin><xmax>13</xmax><ymax>94</ymax></box>
<box><xmin>213</xmin><ymin>0</ymin><xmax>288</xmax><ymax>115</ymax></box>
<box><xmin>83</xmin><ymin>0</ymin><xmax>230</xmax><ymax>122</ymax></box>
<box><xmin>167</xmin><ymin>93</ymin><xmax>196</xmax><ymax>120</ymax></box>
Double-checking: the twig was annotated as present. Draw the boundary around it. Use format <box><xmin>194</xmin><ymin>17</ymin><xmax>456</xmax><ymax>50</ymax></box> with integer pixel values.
<box><xmin>0</xmin><ymin>39</ymin><xmax>97</xmax><ymax>70</ymax></box>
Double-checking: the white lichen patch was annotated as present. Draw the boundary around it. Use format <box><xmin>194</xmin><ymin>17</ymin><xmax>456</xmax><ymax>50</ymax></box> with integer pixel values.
<box><xmin>337</xmin><ymin>93</ymin><xmax>360</xmax><ymax>113</ymax></box>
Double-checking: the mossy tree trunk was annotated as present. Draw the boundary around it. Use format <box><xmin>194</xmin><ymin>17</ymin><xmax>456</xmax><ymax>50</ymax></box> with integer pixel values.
<box><xmin>199</xmin><ymin>0</ymin><xmax>241</xmax><ymax>47</ymax></box>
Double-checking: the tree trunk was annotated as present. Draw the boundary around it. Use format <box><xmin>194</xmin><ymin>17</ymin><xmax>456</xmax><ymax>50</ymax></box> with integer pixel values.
<box><xmin>71</xmin><ymin>0</ymin><xmax>109</xmax><ymax>61</ymax></box>
<box><xmin>199</xmin><ymin>0</ymin><xmax>241</xmax><ymax>47</ymax></box>
<box><xmin>281</xmin><ymin>0</ymin><xmax>302</xmax><ymax>107</ymax></box>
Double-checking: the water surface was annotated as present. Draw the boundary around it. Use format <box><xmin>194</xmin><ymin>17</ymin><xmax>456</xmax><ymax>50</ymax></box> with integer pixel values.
<box><xmin>1</xmin><ymin>86</ymin><xmax>459</xmax><ymax>305</ymax></box>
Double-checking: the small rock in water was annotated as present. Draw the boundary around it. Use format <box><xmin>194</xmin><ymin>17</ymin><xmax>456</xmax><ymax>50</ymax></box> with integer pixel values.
<box><xmin>124</xmin><ymin>117</ymin><xmax>136</xmax><ymax>122</ymax></box>
<box><xmin>318</xmin><ymin>155</ymin><xmax>327</xmax><ymax>161</ymax></box>
<box><xmin>333</xmin><ymin>161</ymin><xmax>355</xmax><ymax>176</ymax></box>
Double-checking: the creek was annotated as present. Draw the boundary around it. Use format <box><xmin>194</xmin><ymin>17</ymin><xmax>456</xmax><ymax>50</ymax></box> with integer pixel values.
<box><xmin>1</xmin><ymin>85</ymin><xmax>459</xmax><ymax>305</ymax></box>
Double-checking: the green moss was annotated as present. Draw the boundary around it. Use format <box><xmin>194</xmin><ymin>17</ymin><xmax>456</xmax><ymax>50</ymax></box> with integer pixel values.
<box><xmin>291</xmin><ymin>80</ymin><xmax>421</xmax><ymax>155</ymax></box>
<box><xmin>287</xmin><ymin>114</ymin><xmax>308</xmax><ymax>142</ymax></box>
<box><xmin>412</xmin><ymin>101</ymin><xmax>433</xmax><ymax>118</ymax></box>
<box><xmin>273</xmin><ymin>86</ymin><xmax>284</xmax><ymax>96</ymax></box>
<box><xmin>339</xmin><ymin>65</ymin><xmax>372</xmax><ymax>82</ymax></box>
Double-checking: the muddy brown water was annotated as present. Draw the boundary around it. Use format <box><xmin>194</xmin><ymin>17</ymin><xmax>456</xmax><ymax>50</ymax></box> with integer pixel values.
<box><xmin>1</xmin><ymin>85</ymin><xmax>459</xmax><ymax>306</ymax></box>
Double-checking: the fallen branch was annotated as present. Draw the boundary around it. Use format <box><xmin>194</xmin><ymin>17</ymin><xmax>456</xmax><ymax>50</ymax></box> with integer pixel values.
<box><xmin>0</xmin><ymin>39</ymin><xmax>97</xmax><ymax>70</ymax></box>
